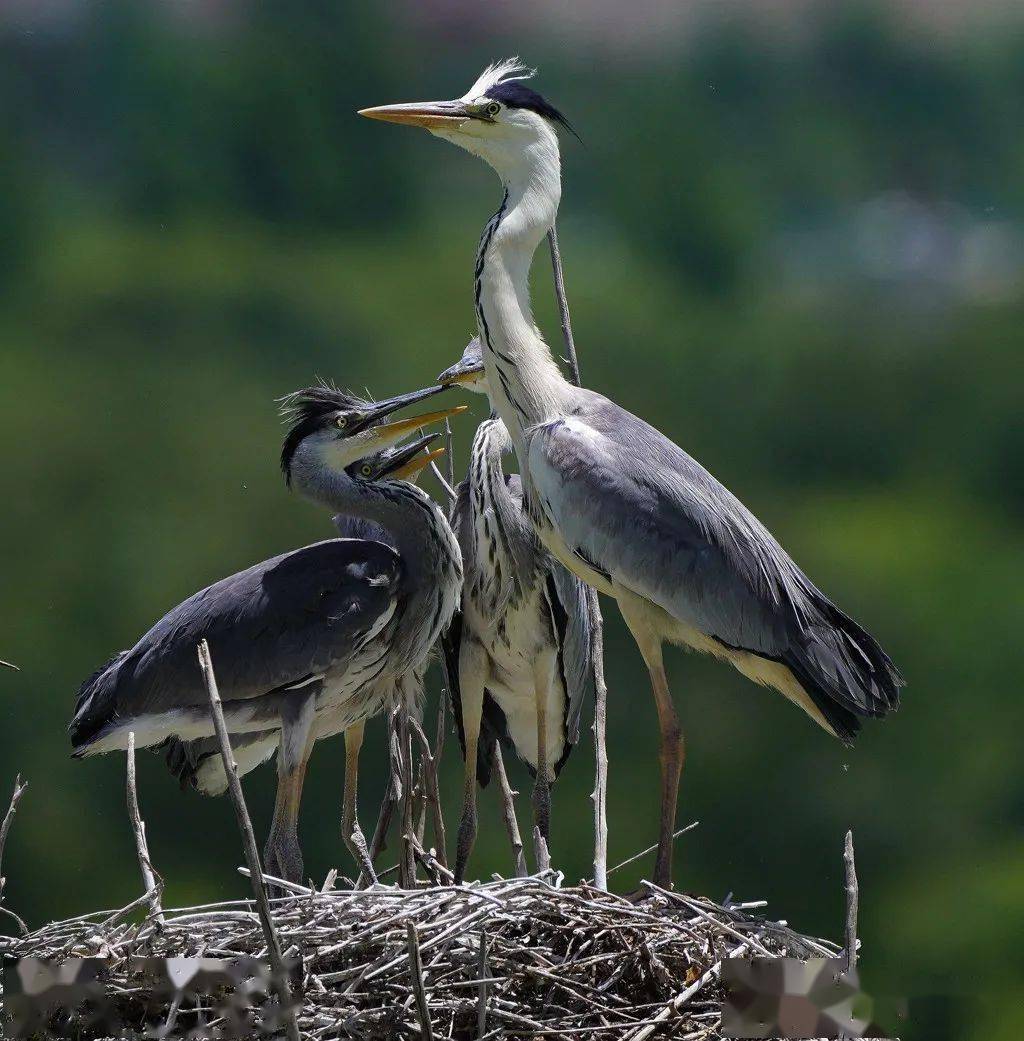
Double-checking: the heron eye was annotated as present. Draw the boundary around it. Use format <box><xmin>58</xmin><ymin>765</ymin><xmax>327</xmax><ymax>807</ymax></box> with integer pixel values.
<box><xmin>360</xmin><ymin>464</ymin><xmax>373</xmax><ymax>477</ymax></box>
<box><xmin>335</xmin><ymin>415</ymin><xmax>347</xmax><ymax>429</ymax></box>
<box><xmin>485</xmin><ymin>102</ymin><xmax>501</xmax><ymax>118</ymax></box>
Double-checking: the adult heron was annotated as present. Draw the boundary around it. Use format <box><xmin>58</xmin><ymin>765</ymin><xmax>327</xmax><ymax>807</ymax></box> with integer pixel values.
<box><xmin>70</xmin><ymin>386</ymin><xmax>465</xmax><ymax>882</ymax></box>
<box><xmin>361</xmin><ymin>61</ymin><xmax>903</xmax><ymax>886</ymax></box>
<box><xmin>438</xmin><ymin>336</ymin><xmax>592</xmax><ymax>882</ymax></box>
<box><xmin>159</xmin><ymin>433</ymin><xmax>447</xmax><ymax>878</ymax></box>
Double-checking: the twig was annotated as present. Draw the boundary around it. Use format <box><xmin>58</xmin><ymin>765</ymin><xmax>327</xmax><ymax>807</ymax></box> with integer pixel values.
<box><xmin>126</xmin><ymin>733</ymin><xmax>165</xmax><ymax>925</ymax></box>
<box><xmin>0</xmin><ymin>774</ymin><xmax>27</xmax><ymax>898</ymax></box>
<box><xmin>843</xmin><ymin>829</ymin><xmax>858</xmax><ymax>976</ymax></box>
<box><xmin>406</xmin><ymin>920</ymin><xmax>434</xmax><ymax>1040</ymax></box>
<box><xmin>477</xmin><ymin>927</ymin><xmax>489</xmax><ymax>1038</ymax></box>
<box><xmin>548</xmin><ymin>223</ymin><xmax>610</xmax><ymax>890</ymax></box>
<box><xmin>397</xmin><ymin>703</ymin><xmax>417</xmax><ymax>888</ymax></box>
<box><xmin>196</xmin><ymin>639</ymin><xmax>300</xmax><ymax>1041</ymax></box>
<box><xmin>626</xmin><ymin>940</ymin><xmax>751</xmax><ymax>1041</ymax></box>
<box><xmin>601</xmin><ymin>823</ymin><xmax>699</xmax><ymax>880</ymax></box>
<box><xmin>0</xmin><ymin>773</ymin><xmax>28</xmax><ymax>932</ymax></box>
<box><xmin>0</xmin><ymin>659</ymin><xmax>18</xmax><ymax>671</ymax></box>
<box><xmin>411</xmin><ymin>717</ymin><xmax>447</xmax><ymax>870</ymax></box>
<box><xmin>491</xmin><ymin>745</ymin><xmax>527</xmax><ymax>877</ymax></box>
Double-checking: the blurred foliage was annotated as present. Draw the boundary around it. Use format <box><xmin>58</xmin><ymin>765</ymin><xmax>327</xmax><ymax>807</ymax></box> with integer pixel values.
<box><xmin>0</xmin><ymin>4</ymin><xmax>1022</xmax><ymax>1040</ymax></box>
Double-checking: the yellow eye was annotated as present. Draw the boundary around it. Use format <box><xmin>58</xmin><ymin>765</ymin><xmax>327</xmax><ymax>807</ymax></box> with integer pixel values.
<box><xmin>485</xmin><ymin>102</ymin><xmax>501</xmax><ymax>118</ymax></box>
<box><xmin>360</xmin><ymin>464</ymin><xmax>373</xmax><ymax>477</ymax></box>
<box><xmin>335</xmin><ymin>415</ymin><xmax>347</xmax><ymax>429</ymax></box>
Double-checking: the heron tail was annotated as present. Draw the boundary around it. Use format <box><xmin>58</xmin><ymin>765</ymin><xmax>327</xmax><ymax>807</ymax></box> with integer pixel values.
<box><xmin>68</xmin><ymin>650</ymin><xmax>129</xmax><ymax>754</ymax></box>
<box><xmin>783</xmin><ymin>592</ymin><xmax>903</xmax><ymax>746</ymax></box>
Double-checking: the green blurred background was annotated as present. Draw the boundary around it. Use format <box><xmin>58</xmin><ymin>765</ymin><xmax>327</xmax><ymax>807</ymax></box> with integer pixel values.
<box><xmin>1</xmin><ymin>2</ymin><xmax>1022</xmax><ymax>1037</ymax></box>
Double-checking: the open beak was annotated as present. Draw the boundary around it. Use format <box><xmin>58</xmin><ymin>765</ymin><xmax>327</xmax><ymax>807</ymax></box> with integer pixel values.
<box><xmin>437</xmin><ymin>360</ymin><xmax>483</xmax><ymax>387</ymax></box>
<box><xmin>362</xmin><ymin>385</ymin><xmax>467</xmax><ymax>451</ymax></box>
<box><xmin>392</xmin><ymin>447</ymin><xmax>446</xmax><ymax>481</ymax></box>
<box><xmin>358</xmin><ymin>100</ymin><xmax>472</xmax><ymax>131</ymax></box>
<box><xmin>380</xmin><ymin>433</ymin><xmax>439</xmax><ymax>479</ymax></box>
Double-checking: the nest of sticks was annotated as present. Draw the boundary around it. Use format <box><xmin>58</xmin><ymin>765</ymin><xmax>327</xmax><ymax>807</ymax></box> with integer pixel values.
<box><xmin>0</xmin><ymin>648</ymin><xmax>872</xmax><ymax>1039</ymax></box>
<box><xmin>2</xmin><ymin>870</ymin><xmax>845</xmax><ymax>1040</ymax></box>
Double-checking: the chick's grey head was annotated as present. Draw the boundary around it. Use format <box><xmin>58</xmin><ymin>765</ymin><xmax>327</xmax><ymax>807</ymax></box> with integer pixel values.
<box><xmin>359</xmin><ymin>59</ymin><xmax>577</xmax><ymax>180</ymax></box>
<box><xmin>279</xmin><ymin>383</ymin><xmax>463</xmax><ymax>488</ymax></box>
<box><xmin>437</xmin><ymin>337</ymin><xmax>487</xmax><ymax>395</ymax></box>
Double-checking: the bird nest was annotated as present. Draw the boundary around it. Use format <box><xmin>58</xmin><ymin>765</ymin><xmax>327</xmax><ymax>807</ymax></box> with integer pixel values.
<box><xmin>1</xmin><ymin>870</ymin><xmax>858</xmax><ymax>1041</ymax></box>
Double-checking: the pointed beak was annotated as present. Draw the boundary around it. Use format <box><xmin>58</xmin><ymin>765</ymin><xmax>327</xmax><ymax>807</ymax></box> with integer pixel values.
<box><xmin>358</xmin><ymin>100</ymin><xmax>472</xmax><ymax>131</ymax></box>
<box><xmin>392</xmin><ymin>447</ymin><xmax>447</xmax><ymax>481</ymax></box>
<box><xmin>437</xmin><ymin>360</ymin><xmax>484</xmax><ymax>387</ymax></box>
<box><xmin>361</xmin><ymin>386</ymin><xmax>467</xmax><ymax>452</ymax></box>
<box><xmin>381</xmin><ymin>433</ymin><xmax>440</xmax><ymax>478</ymax></box>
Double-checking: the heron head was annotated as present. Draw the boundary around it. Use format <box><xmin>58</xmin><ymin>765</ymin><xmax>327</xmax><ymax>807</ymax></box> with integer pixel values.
<box><xmin>436</xmin><ymin>337</ymin><xmax>487</xmax><ymax>395</ymax></box>
<box><xmin>358</xmin><ymin>59</ymin><xmax>576</xmax><ymax>180</ymax></box>
<box><xmin>348</xmin><ymin>433</ymin><xmax>445</xmax><ymax>485</ymax></box>
<box><xmin>279</xmin><ymin>384</ymin><xmax>465</xmax><ymax>487</ymax></box>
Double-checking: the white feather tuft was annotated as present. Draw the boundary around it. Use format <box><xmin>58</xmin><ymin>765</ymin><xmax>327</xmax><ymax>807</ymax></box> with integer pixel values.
<box><xmin>462</xmin><ymin>57</ymin><xmax>536</xmax><ymax>101</ymax></box>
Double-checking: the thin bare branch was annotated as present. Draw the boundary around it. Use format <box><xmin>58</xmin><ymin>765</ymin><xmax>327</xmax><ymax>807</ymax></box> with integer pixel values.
<box><xmin>407</xmin><ymin>920</ymin><xmax>435</xmax><ymax>1040</ymax></box>
<box><xmin>491</xmin><ymin>745</ymin><xmax>527</xmax><ymax>878</ymax></box>
<box><xmin>126</xmin><ymin>733</ymin><xmax>164</xmax><ymax>924</ymax></box>
<box><xmin>843</xmin><ymin>828</ymin><xmax>859</xmax><ymax>976</ymax></box>
<box><xmin>196</xmin><ymin>639</ymin><xmax>300</xmax><ymax>1041</ymax></box>
<box><xmin>548</xmin><ymin>223</ymin><xmax>610</xmax><ymax>890</ymax></box>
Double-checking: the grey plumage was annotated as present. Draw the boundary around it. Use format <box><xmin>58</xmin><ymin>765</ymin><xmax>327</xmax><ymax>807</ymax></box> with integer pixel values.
<box><xmin>438</xmin><ymin>406</ymin><xmax>593</xmax><ymax>881</ymax></box>
<box><xmin>363</xmin><ymin>60</ymin><xmax>903</xmax><ymax>887</ymax></box>
<box><xmin>69</xmin><ymin>539</ymin><xmax>401</xmax><ymax>755</ymax></box>
<box><xmin>525</xmin><ymin>388</ymin><xmax>900</xmax><ymax>742</ymax></box>
<box><xmin>446</xmin><ymin>418</ymin><xmax>592</xmax><ymax>776</ymax></box>
<box><xmin>71</xmin><ymin>384</ymin><xmax>464</xmax><ymax>882</ymax></box>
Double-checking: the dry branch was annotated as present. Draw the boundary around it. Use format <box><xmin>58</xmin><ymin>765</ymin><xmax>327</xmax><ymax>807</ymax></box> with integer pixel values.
<box><xmin>196</xmin><ymin>639</ymin><xmax>300</xmax><ymax>1041</ymax></box>
<box><xmin>126</xmin><ymin>733</ymin><xmax>164</xmax><ymax>925</ymax></box>
<box><xmin>548</xmin><ymin>224</ymin><xmax>610</xmax><ymax>890</ymax></box>
<box><xmin>843</xmin><ymin>828</ymin><xmax>859</xmax><ymax>976</ymax></box>
<box><xmin>0</xmin><ymin>773</ymin><xmax>28</xmax><ymax>935</ymax></box>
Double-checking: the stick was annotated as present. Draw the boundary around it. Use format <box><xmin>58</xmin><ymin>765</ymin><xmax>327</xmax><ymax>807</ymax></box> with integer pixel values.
<box><xmin>548</xmin><ymin>224</ymin><xmax>610</xmax><ymax>890</ymax></box>
<box><xmin>398</xmin><ymin>703</ymin><xmax>417</xmax><ymax>888</ymax></box>
<box><xmin>491</xmin><ymin>745</ymin><xmax>527</xmax><ymax>878</ymax></box>
<box><xmin>843</xmin><ymin>829</ymin><xmax>859</xmax><ymax>976</ymax></box>
<box><xmin>126</xmin><ymin>733</ymin><xmax>164</xmax><ymax>924</ymax></box>
<box><xmin>411</xmin><ymin>717</ymin><xmax>447</xmax><ymax>869</ymax></box>
<box><xmin>0</xmin><ymin>660</ymin><xmax>18</xmax><ymax>670</ymax></box>
<box><xmin>602</xmin><ymin>823</ymin><xmax>699</xmax><ymax>879</ymax></box>
<box><xmin>406</xmin><ymin>920</ymin><xmax>434</xmax><ymax>1040</ymax></box>
<box><xmin>476</xmin><ymin>927</ymin><xmax>489</xmax><ymax>1038</ymax></box>
<box><xmin>0</xmin><ymin>774</ymin><xmax>28</xmax><ymax>934</ymax></box>
<box><xmin>196</xmin><ymin>640</ymin><xmax>300</xmax><ymax>1041</ymax></box>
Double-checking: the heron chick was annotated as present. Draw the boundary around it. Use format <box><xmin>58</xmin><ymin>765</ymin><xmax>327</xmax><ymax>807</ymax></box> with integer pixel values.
<box><xmin>70</xmin><ymin>386</ymin><xmax>465</xmax><ymax>883</ymax></box>
<box><xmin>438</xmin><ymin>337</ymin><xmax>593</xmax><ymax>881</ymax></box>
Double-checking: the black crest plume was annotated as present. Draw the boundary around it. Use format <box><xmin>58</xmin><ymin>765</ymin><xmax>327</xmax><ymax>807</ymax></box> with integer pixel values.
<box><xmin>278</xmin><ymin>383</ymin><xmax>368</xmax><ymax>484</ymax></box>
<box><xmin>484</xmin><ymin>81</ymin><xmax>581</xmax><ymax>141</ymax></box>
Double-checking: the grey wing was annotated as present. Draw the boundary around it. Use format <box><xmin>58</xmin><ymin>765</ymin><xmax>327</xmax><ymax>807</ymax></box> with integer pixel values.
<box><xmin>527</xmin><ymin>394</ymin><xmax>900</xmax><ymax>726</ymax></box>
<box><xmin>332</xmin><ymin>513</ymin><xmax>394</xmax><ymax>547</ymax></box>
<box><xmin>70</xmin><ymin>539</ymin><xmax>402</xmax><ymax>749</ymax></box>
<box><xmin>527</xmin><ymin>403</ymin><xmax>788</xmax><ymax>652</ymax></box>
<box><xmin>546</xmin><ymin>562</ymin><xmax>594</xmax><ymax>772</ymax></box>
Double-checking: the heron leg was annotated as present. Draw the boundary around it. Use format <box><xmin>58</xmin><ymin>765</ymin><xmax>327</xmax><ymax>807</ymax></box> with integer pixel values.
<box><xmin>265</xmin><ymin>692</ymin><xmax>317</xmax><ymax>886</ymax></box>
<box><xmin>341</xmin><ymin>720</ymin><xmax>377</xmax><ymax>885</ymax></box>
<box><xmin>531</xmin><ymin>649</ymin><xmax>556</xmax><ymax>871</ymax></box>
<box><xmin>617</xmin><ymin>594</ymin><xmax>685</xmax><ymax>889</ymax></box>
<box><xmin>454</xmin><ymin>639</ymin><xmax>487</xmax><ymax>885</ymax></box>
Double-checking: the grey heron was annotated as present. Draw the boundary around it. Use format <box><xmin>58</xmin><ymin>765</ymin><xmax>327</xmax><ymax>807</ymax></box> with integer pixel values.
<box><xmin>362</xmin><ymin>60</ymin><xmax>903</xmax><ymax>887</ymax></box>
<box><xmin>70</xmin><ymin>386</ymin><xmax>465</xmax><ymax>882</ymax></box>
<box><xmin>438</xmin><ymin>337</ymin><xmax>593</xmax><ymax>882</ymax></box>
<box><xmin>159</xmin><ymin>433</ymin><xmax>447</xmax><ymax>878</ymax></box>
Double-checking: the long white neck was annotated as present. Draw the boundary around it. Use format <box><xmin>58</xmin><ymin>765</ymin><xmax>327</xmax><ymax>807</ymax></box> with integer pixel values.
<box><xmin>474</xmin><ymin>139</ymin><xmax>573</xmax><ymax>446</ymax></box>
